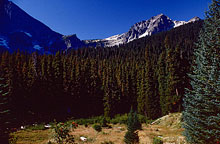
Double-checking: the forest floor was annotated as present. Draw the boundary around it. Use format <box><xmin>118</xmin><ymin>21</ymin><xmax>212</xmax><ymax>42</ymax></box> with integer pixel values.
<box><xmin>11</xmin><ymin>113</ymin><xmax>187</xmax><ymax>144</ymax></box>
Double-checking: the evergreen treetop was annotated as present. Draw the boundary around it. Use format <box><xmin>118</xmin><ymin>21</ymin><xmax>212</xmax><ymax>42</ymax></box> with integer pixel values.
<box><xmin>183</xmin><ymin>0</ymin><xmax>220</xmax><ymax>143</ymax></box>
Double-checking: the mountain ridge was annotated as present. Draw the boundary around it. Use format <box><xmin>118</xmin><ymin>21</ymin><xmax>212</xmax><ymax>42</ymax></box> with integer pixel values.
<box><xmin>0</xmin><ymin>0</ymin><xmax>85</xmax><ymax>53</ymax></box>
<box><xmin>84</xmin><ymin>14</ymin><xmax>201</xmax><ymax>47</ymax></box>
<box><xmin>0</xmin><ymin>1</ymin><xmax>201</xmax><ymax>53</ymax></box>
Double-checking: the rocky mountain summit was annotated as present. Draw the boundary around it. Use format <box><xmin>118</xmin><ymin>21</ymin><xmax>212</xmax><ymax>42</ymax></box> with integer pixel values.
<box><xmin>84</xmin><ymin>14</ymin><xmax>201</xmax><ymax>47</ymax></box>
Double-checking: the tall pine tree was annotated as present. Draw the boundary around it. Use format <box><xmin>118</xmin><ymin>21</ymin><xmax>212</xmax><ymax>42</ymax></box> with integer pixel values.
<box><xmin>124</xmin><ymin>108</ymin><xmax>141</xmax><ymax>144</ymax></box>
<box><xmin>0</xmin><ymin>77</ymin><xmax>10</xmax><ymax>143</ymax></box>
<box><xmin>183</xmin><ymin>0</ymin><xmax>220</xmax><ymax>143</ymax></box>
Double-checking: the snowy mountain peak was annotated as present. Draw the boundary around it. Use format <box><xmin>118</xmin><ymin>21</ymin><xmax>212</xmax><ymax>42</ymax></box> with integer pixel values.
<box><xmin>91</xmin><ymin>14</ymin><xmax>200</xmax><ymax>47</ymax></box>
<box><xmin>188</xmin><ymin>17</ymin><xmax>201</xmax><ymax>23</ymax></box>
<box><xmin>153</xmin><ymin>13</ymin><xmax>170</xmax><ymax>20</ymax></box>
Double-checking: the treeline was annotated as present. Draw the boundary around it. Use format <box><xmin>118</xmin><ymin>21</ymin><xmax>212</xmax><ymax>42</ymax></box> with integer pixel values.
<box><xmin>0</xmin><ymin>21</ymin><xmax>203</xmax><ymax>125</ymax></box>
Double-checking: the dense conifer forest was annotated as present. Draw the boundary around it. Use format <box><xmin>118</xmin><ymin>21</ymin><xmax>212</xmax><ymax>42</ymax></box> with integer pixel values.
<box><xmin>0</xmin><ymin>20</ymin><xmax>203</xmax><ymax>127</ymax></box>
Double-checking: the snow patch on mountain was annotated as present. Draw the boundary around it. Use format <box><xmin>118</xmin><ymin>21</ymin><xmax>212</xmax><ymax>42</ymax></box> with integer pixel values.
<box><xmin>174</xmin><ymin>17</ymin><xmax>201</xmax><ymax>28</ymax></box>
<box><xmin>188</xmin><ymin>17</ymin><xmax>201</xmax><ymax>23</ymax></box>
<box><xmin>33</xmin><ymin>45</ymin><xmax>42</xmax><ymax>50</ymax></box>
<box><xmin>173</xmin><ymin>21</ymin><xmax>187</xmax><ymax>28</ymax></box>
<box><xmin>23</xmin><ymin>31</ymin><xmax>32</xmax><ymax>37</ymax></box>
<box><xmin>0</xmin><ymin>37</ymin><xmax>9</xmax><ymax>49</ymax></box>
<box><xmin>104</xmin><ymin>34</ymin><xmax>124</xmax><ymax>46</ymax></box>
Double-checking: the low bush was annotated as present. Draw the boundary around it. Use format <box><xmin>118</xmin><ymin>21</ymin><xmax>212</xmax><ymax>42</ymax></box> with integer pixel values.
<box><xmin>146</xmin><ymin>119</ymin><xmax>154</xmax><ymax>125</ymax></box>
<box><xmin>92</xmin><ymin>124</ymin><xmax>102</xmax><ymax>132</ymax></box>
<box><xmin>110</xmin><ymin>113</ymin><xmax>148</xmax><ymax>124</ymax></box>
<box><xmin>53</xmin><ymin>121</ymin><xmax>75</xmax><ymax>143</ymax></box>
<box><xmin>73</xmin><ymin>114</ymin><xmax>148</xmax><ymax>126</ymax></box>
<box><xmin>26</xmin><ymin>124</ymin><xmax>46</xmax><ymax>130</ymax></box>
<box><xmin>138</xmin><ymin>114</ymin><xmax>148</xmax><ymax>123</ymax></box>
<box><xmin>110</xmin><ymin>114</ymin><xmax>128</xmax><ymax>124</ymax></box>
<box><xmin>101</xmin><ymin>117</ymin><xmax>108</xmax><ymax>127</ymax></box>
<box><xmin>9</xmin><ymin>135</ymin><xmax>18</xmax><ymax>144</ymax></box>
<box><xmin>153</xmin><ymin>137</ymin><xmax>163</xmax><ymax>144</ymax></box>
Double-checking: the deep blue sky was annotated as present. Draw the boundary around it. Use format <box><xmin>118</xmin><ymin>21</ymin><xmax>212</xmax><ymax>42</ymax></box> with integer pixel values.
<box><xmin>13</xmin><ymin>0</ymin><xmax>211</xmax><ymax>40</ymax></box>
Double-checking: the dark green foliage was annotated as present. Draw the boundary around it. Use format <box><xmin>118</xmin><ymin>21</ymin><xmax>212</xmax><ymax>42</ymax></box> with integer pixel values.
<box><xmin>137</xmin><ymin>114</ymin><xmax>148</xmax><ymax>124</ymax></box>
<box><xmin>26</xmin><ymin>124</ymin><xmax>46</xmax><ymax>131</ymax></box>
<box><xmin>137</xmin><ymin>68</ymin><xmax>145</xmax><ymax>115</ymax></box>
<box><xmin>74</xmin><ymin>114</ymin><xmax>147</xmax><ymax>126</ymax></box>
<box><xmin>133</xmin><ymin>112</ymin><xmax>142</xmax><ymax>131</ymax></box>
<box><xmin>124</xmin><ymin>132</ymin><xmax>139</xmax><ymax>144</ymax></box>
<box><xmin>145</xmin><ymin>48</ymin><xmax>161</xmax><ymax>119</ymax></box>
<box><xmin>124</xmin><ymin>109</ymin><xmax>140</xmax><ymax>144</ymax></box>
<box><xmin>157</xmin><ymin>51</ymin><xmax>167</xmax><ymax>115</ymax></box>
<box><xmin>101</xmin><ymin>117</ymin><xmax>108</xmax><ymax>127</ymax></box>
<box><xmin>74</xmin><ymin>116</ymin><xmax>105</xmax><ymax>125</ymax></box>
<box><xmin>183</xmin><ymin>0</ymin><xmax>220</xmax><ymax>143</ymax></box>
<box><xmin>0</xmin><ymin>77</ymin><xmax>10</xmax><ymax>143</ymax></box>
<box><xmin>9</xmin><ymin>135</ymin><xmax>18</xmax><ymax>144</ymax></box>
<box><xmin>110</xmin><ymin>114</ymin><xmax>128</xmax><ymax>124</ymax></box>
<box><xmin>153</xmin><ymin>137</ymin><xmax>163</xmax><ymax>144</ymax></box>
<box><xmin>127</xmin><ymin>109</ymin><xmax>141</xmax><ymax>132</ymax></box>
<box><xmin>53</xmin><ymin>121</ymin><xmax>75</xmax><ymax>144</ymax></box>
<box><xmin>164</xmin><ymin>45</ymin><xmax>182</xmax><ymax>114</ymax></box>
<box><xmin>92</xmin><ymin>124</ymin><xmax>102</xmax><ymax>132</ymax></box>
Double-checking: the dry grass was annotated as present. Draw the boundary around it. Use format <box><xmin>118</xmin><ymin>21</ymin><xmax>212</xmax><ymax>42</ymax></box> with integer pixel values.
<box><xmin>71</xmin><ymin>124</ymin><xmax>127</xmax><ymax>143</ymax></box>
<box><xmin>11</xmin><ymin>113</ymin><xmax>187</xmax><ymax>144</ymax></box>
<box><xmin>10</xmin><ymin>129</ymin><xmax>52</xmax><ymax>144</ymax></box>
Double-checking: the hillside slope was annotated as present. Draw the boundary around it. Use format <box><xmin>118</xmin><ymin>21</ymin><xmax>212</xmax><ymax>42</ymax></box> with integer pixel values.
<box><xmin>0</xmin><ymin>0</ymin><xmax>84</xmax><ymax>53</ymax></box>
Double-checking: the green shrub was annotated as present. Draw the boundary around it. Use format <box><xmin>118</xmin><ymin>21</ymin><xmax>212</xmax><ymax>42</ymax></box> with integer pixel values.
<box><xmin>9</xmin><ymin>135</ymin><xmax>18</xmax><ymax>144</ymax></box>
<box><xmin>53</xmin><ymin>121</ymin><xmax>75</xmax><ymax>143</ymax></box>
<box><xmin>73</xmin><ymin>114</ymin><xmax>147</xmax><ymax>126</ymax></box>
<box><xmin>26</xmin><ymin>124</ymin><xmax>46</xmax><ymax>130</ymax></box>
<box><xmin>110</xmin><ymin>113</ymin><xmax>147</xmax><ymax>125</ymax></box>
<box><xmin>124</xmin><ymin>109</ymin><xmax>140</xmax><ymax>144</ymax></box>
<box><xmin>75</xmin><ymin>116</ymin><xmax>105</xmax><ymax>125</ymax></box>
<box><xmin>124</xmin><ymin>132</ymin><xmax>139</xmax><ymax>144</ymax></box>
<box><xmin>92</xmin><ymin>124</ymin><xmax>102</xmax><ymax>132</ymax></box>
<box><xmin>137</xmin><ymin>114</ymin><xmax>148</xmax><ymax>123</ymax></box>
<box><xmin>110</xmin><ymin>114</ymin><xmax>128</xmax><ymax>124</ymax></box>
<box><xmin>153</xmin><ymin>137</ymin><xmax>163</xmax><ymax>144</ymax></box>
<box><xmin>101</xmin><ymin>117</ymin><xmax>108</xmax><ymax>127</ymax></box>
<box><xmin>133</xmin><ymin>112</ymin><xmax>142</xmax><ymax>130</ymax></box>
<box><xmin>84</xmin><ymin>123</ymin><xmax>88</xmax><ymax>127</ymax></box>
<box><xmin>146</xmin><ymin>119</ymin><xmax>154</xmax><ymax>125</ymax></box>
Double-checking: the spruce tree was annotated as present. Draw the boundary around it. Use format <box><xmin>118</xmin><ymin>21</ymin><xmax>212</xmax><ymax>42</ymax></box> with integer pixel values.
<box><xmin>165</xmin><ymin>45</ymin><xmax>182</xmax><ymax>114</ymax></box>
<box><xmin>144</xmin><ymin>48</ymin><xmax>155</xmax><ymax>118</ymax></box>
<box><xmin>124</xmin><ymin>109</ymin><xmax>140</xmax><ymax>144</ymax></box>
<box><xmin>183</xmin><ymin>0</ymin><xmax>220</xmax><ymax>143</ymax></box>
<box><xmin>144</xmin><ymin>48</ymin><xmax>160</xmax><ymax>119</ymax></box>
<box><xmin>157</xmin><ymin>51</ymin><xmax>167</xmax><ymax>115</ymax></box>
<box><xmin>137</xmin><ymin>68</ymin><xmax>145</xmax><ymax>115</ymax></box>
<box><xmin>0</xmin><ymin>77</ymin><xmax>10</xmax><ymax>143</ymax></box>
